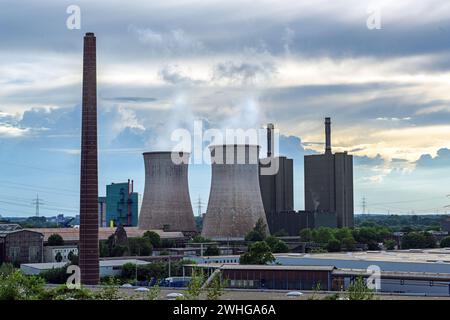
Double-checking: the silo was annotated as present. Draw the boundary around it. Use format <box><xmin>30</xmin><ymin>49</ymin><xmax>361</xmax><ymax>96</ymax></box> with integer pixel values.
<box><xmin>138</xmin><ymin>151</ymin><xmax>197</xmax><ymax>233</ymax></box>
<box><xmin>202</xmin><ymin>144</ymin><xmax>269</xmax><ymax>240</ymax></box>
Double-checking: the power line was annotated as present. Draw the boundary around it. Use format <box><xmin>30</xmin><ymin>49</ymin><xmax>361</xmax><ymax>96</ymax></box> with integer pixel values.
<box><xmin>31</xmin><ymin>194</ymin><xmax>44</xmax><ymax>217</ymax></box>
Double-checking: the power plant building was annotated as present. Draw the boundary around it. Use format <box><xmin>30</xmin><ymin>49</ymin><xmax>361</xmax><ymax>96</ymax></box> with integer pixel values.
<box><xmin>138</xmin><ymin>152</ymin><xmax>196</xmax><ymax>233</ymax></box>
<box><xmin>202</xmin><ymin>144</ymin><xmax>269</xmax><ymax>240</ymax></box>
<box><xmin>304</xmin><ymin>118</ymin><xmax>354</xmax><ymax>228</ymax></box>
<box><xmin>79</xmin><ymin>32</ymin><xmax>100</xmax><ymax>284</ymax></box>
<box><xmin>259</xmin><ymin>123</ymin><xmax>294</xmax><ymax>216</ymax></box>
<box><xmin>99</xmin><ymin>180</ymin><xmax>139</xmax><ymax>227</ymax></box>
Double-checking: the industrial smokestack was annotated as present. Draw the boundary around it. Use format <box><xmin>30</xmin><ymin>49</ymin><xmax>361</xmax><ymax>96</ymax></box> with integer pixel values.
<box><xmin>325</xmin><ymin>117</ymin><xmax>332</xmax><ymax>154</ymax></box>
<box><xmin>79</xmin><ymin>32</ymin><xmax>99</xmax><ymax>285</ymax></box>
<box><xmin>202</xmin><ymin>144</ymin><xmax>269</xmax><ymax>239</ymax></box>
<box><xmin>138</xmin><ymin>152</ymin><xmax>196</xmax><ymax>233</ymax></box>
<box><xmin>267</xmin><ymin>123</ymin><xmax>275</xmax><ymax>158</ymax></box>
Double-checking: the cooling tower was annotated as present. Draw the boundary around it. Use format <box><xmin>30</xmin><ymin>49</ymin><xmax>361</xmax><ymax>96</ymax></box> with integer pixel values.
<box><xmin>202</xmin><ymin>144</ymin><xmax>269</xmax><ymax>240</ymax></box>
<box><xmin>138</xmin><ymin>152</ymin><xmax>196</xmax><ymax>233</ymax></box>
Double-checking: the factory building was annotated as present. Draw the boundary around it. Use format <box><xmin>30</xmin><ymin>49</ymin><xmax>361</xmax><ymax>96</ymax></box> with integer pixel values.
<box><xmin>138</xmin><ymin>152</ymin><xmax>196</xmax><ymax>233</ymax></box>
<box><xmin>259</xmin><ymin>124</ymin><xmax>294</xmax><ymax>217</ymax></box>
<box><xmin>202</xmin><ymin>144</ymin><xmax>269</xmax><ymax>240</ymax></box>
<box><xmin>99</xmin><ymin>180</ymin><xmax>139</xmax><ymax>228</ymax></box>
<box><xmin>304</xmin><ymin>118</ymin><xmax>354</xmax><ymax>228</ymax></box>
<box><xmin>0</xmin><ymin>224</ymin><xmax>43</xmax><ymax>264</ymax></box>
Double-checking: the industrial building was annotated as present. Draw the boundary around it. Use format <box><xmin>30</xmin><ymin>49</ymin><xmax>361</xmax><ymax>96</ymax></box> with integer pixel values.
<box><xmin>79</xmin><ymin>32</ymin><xmax>100</xmax><ymax>284</ymax></box>
<box><xmin>259</xmin><ymin>124</ymin><xmax>294</xmax><ymax>217</ymax></box>
<box><xmin>26</xmin><ymin>227</ymin><xmax>187</xmax><ymax>246</ymax></box>
<box><xmin>21</xmin><ymin>259</ymin><xmax>150</xmax><ymax>278</ymax></box>
<box><xmin>99</xmin><ymin>180</ymin><xmax>139</xmax><ymax>227</ymax></box>
<box><xmin>0</xmin><ymin>224</ymin><xmax>43</xmax><ymax>264</ymax></box>
<box><xmin>265</xmin><ymin>210</ymin><xmax>337</xmax><ymax>236</ymax></box>
<box><xmin>44</xmin><ymin>245</ymin><xmax>78</xmax><ymax>263</ymax></box>
<box><xmin>202</xmin><ymin>144</ymin><xmax>269</xmax><ymax>240</ymax></box>
<box><xmin>138</xmin><ymin>151</ymin><xmax>196</xmax><ymax>233</ymax></box>
<box><xmin>304</xmin><ymin>118</ymin><xmax>354</xmax><ymax>228</ymax></box>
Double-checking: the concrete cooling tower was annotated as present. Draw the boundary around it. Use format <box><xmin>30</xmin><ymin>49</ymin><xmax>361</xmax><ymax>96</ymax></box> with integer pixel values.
<box><xmin>202</xmin><ymin>144</ymin><xmax>269</xmax><ymax>240</ymax></box>
<box><xmin>138</xmin><ymin>152</ymin><xmax>197</xmax><ymax>233</ymax></box>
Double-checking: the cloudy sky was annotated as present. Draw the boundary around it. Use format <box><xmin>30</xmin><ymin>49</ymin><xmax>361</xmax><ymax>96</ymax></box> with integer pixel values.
<box><xmin>1</xmin><ymin>0</ymin><xmax>450</xmax><ymax>217</ymax></box>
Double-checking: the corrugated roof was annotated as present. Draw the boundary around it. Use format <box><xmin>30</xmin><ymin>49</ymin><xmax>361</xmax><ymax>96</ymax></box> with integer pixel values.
<box><xmin>24</xmin><ymin>227</ymin><xmax>185</xmax><ymax>242</ymax></box>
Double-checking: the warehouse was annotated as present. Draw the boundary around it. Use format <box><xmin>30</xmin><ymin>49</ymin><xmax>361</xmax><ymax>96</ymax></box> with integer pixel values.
<box><xmin>0</xmin><ymin>224</ymin><xmax>43</xmax><ymax>264</ymax></box>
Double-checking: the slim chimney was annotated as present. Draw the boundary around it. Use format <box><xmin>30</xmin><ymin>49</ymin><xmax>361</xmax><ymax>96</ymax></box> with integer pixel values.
<box><xmin>267</xmin><ymin>123</ymin><xmax>275</xmax><ymax>158</ymax></box>
<box><xmin>79</xmin><ymin>32</ymin><xmax>99</xmax><ymax>285</ymax></box>
<box><xmin>325</xmin><ymin>117</ymin><xmax>331</xmax><ymax>154</ymax></box>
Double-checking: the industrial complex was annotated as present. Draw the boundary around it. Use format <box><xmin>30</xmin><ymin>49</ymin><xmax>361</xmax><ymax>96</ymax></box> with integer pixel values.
<box><xmin>2</xmin><ymin>32</ymin><xmax>449</xmax><ymax>302</ymax></box>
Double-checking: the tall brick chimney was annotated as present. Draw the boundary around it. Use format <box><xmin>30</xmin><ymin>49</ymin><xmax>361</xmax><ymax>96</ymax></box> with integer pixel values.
<box><xmin>79</xmin><ymin>32</ymin><xmax>99</xmax><ymax>285</ymax></box>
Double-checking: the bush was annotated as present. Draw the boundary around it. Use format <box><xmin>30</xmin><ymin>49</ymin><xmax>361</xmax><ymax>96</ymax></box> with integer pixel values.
<box><xmin>240</xmin><ymin>242</ymin><xmax>275</xmax><ymax>265</ymax></box>
<box><xmin>384</xmin><ymin>239</ymin><xmax>396</xmax><ymax>250</ymax></box>
<box><xmin>265</xmin><ymin>236</ymin><xmax>289</xmax><ymax>253</ymax></box>
<box><xmin>402</xmin><ymin>232</ymin><xmax>437</xmax><ymax>249</ymax></box>
<box><xmin>326</xmin><ymin>239</ymin><xmax>341</xmax><ymax>252</ymax></box>
<box><xmin>0</xmin><ymin>270</ymin><xmax>45</xmax><ymax>300</ymax></box>
<box><xmin>40</xmin><ymin>264</ymin><xmax>70</xmax><ymax>284</ymax></box>
<box><xmin>299</xmin><ymin>228</ymin><xmax>313</xmax><ymax>242</ymax></box>
<box><xmin>129</xmin><ymin>237</ymin><xmax>153</xmax><ymax>256</ymax></box>
<box><xmin>143</xmin><ymin>231</ymin><xmax>161</xmax><ymax>248</ymax></box>
<box><xmin>47</xmin><ymin>234</ymin><xmax>64</xmax><ymax>246</ymax></box>
<box><xmin>440</xmin><ymin>236</ymin><xmax>450</xmax><ymax>248</ymax></box>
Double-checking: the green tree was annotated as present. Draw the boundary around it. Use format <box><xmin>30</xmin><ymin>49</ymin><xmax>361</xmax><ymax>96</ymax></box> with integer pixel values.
<box><xmin>186</xmin><ymin>269</ymin><xmax>204</xmax><ymax>300</ymax></box>
<box><xmin>206</xmin><ymin>273</ymin><xmax>226</xmax><ymax>300</ymax></box>
<box><xmin>265</xmin><ymin>236</ymin><xmax>289</xmax><ymax>253</ymax></box>
<box><xmin>245</xmin><ymin>218</ymin><xmax>268</xmax><ymax>242</ymax></box>
<box><xmin>0</xmin><ymin>263</ymin><xmax>15</xmax><ymax>276</ymax></box>
<box><xmin>440</xmin><ymin>236</ymin><xmax>450</xmax><ymax>248</ymax></box>
<box><xmin>143</xmin><ymin>231</ymin><xmax>161</xmax><ymax>248</ymax></box>
<box><xmin>129</xmin><ymin>237</ymin><xmax>153</xmax><ymax>256</ymax></box>
<box><xmin>334</xmin><ymin>228</ymin><xmax>353</xmax><ymax>241</ymax></box>
<box><xmin>47</xmin><ymin>233</ymin><xmax>64</xmax><ymax>246</ymax></box>
<box><xmin>240</xmin><ymin>241</ymin><xmax>275</xmax><ymax>265</ymax></box>
<box><xmin>326</xmin><ymin>239</ymin><xmax>341</xmax><ymax>252</ymax></box>
<box><xmin>299</xmin><ymin>228</ymin><xmax>313</xmax><ymax>242</ymax></box>
<box><xmin>384</xmin><ymin>239</ymin><xmax>396</xmax><ymax>250</ymax></box>
<box><xmin>346</xmin><ymin>277</ymin><xmax>375</xmax><ymax>300</ymax></box>
<box><xmin>402</xmin><ymin>231</ymin><xmax>437</xmax><ymax>249</ymax></box>
<box><xmin>342</xmin><ymin>237</ymin><xmax>356</xmax><ymax>251</ymax></box>
<box><xmin>312</xmin><ymin>227</ymin><xmax>335</xmax><ymax>244</ymax></box>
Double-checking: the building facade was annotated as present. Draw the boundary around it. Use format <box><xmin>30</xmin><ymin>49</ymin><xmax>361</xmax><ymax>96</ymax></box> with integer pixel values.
<box><xmin>0</xmin><ymin>225</ymin><xmax>43</xmax><ymax>264</ymax></box>
<box><xmin>304</xmin><ymin>118</ymin><xmax>354</xmax><ymax>228</ymax></box>
<box><xmin>101</xmin><ymin>180</ymin><xmax>139</xmax><ymax>227</ymax></box>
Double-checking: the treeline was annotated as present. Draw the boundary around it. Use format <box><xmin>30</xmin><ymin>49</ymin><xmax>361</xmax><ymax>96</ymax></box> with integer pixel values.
<box><xmin>355</xmin><ymin>214</ymin><xmax>448</xmax><ymax>232</ymax></box>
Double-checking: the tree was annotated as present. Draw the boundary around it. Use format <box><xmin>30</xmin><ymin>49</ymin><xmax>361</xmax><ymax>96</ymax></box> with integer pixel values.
<box><xmin>342</xmin><ymin>237</ymin><xmax>356</xmax><ymax>251</ymax></box>
<box><xmin>326</xmin><ymin>239</ymin><xmax>341</xmax><ymax>252</ymax></box>
<box><xmin>334</xmin><ymin>228</ymin><xmax>353</xmax><ymax>241</ymax></box>
<box><xmin>265</xmin><ymin>236</ymin><xmax>289</xmax><ymax>253</ymax></box>
<box><xmin>190</xmin><ymin>235</ymin><xmax>212</xmax><ymax>243</ymax></box>
<box><xmin>0</xmin><ymin>263</ymin><xmax>14</xmax><ymax>276</ymax></box>
<box><xmin>384</xmin><ymin>239</ymin><xmax>396</xmax><ymax>250</ymax></box>
<box><xmin>312</xmin><ymin>227</ymin><xmax>335</xmax><ymax>244</ymax></box>
<box><xmin>440</xmin><ymin>236</ymin><xmax>450</xmax><ymax>248</ymax></box>
<box><xmin>143</xmin><ymin>231</ymin><xmax>161</xmax><ymax>248</ymax></box>
<box><xmin>186</xmin><ymin>269</ymin><xmax>204</xmax><ymax>300</ymax></box>
<box><xmin>299</xmin><ymin>228</ymin><xmax>313</xmax><ymax>242</ymax></box>
<box><xmin>128</xmin><ymin>237</ymin><xmax>153</xmax><ymax>256</ymax></box>
<box><xmin>346</xmin><ymin>277</ymin><xmax>375</xmax><ymax>300</ymax></box>
<box><xmin>204</xmin><ymin>245</ymin><xmax>220</xmax><ymax>256</ymax></box>
<box><xmin>206</xmin><ymin>273</ymin><xmax>226</xmax><ymax>300</ymax></box>
<box><xmin>402</xmin><ymin>231</ymin><xmax>437</xmax><ymax>249</ymax></box>
<box><xmin>245</xmin><ymin>218</ymin><xmax>268</xmax><ymax>242</ymax></box>
<box><xmin>240</xmin><ymin>241</ymin><xmax>275</xmax><ymax>265</ymax></box>
<box><xmin>47</xmin><ymin>234</ymin><xmax>64</xmax><ymax>246</ymax></box>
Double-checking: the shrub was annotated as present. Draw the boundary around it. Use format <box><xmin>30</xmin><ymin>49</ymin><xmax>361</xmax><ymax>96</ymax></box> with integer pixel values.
<box><xmin>47</xmin><ymin>234</ymin><xmax>64</xmax><ymax>246</ymax></box>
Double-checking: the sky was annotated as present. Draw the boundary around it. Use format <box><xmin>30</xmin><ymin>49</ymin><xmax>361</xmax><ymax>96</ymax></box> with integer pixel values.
<box><xmin>1</xmin><ymin>0</ymin><xmax>450</xmax><ymax>217</ymax></box>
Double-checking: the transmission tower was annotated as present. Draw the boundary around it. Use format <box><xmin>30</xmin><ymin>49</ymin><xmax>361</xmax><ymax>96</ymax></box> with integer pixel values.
<box><xmin>32</xmin><ymin>194</ymin><xmax>44</xmax><ymax>217</ymax></box>
<box><xmin>196</xmin><ymin>195</ymin><xmax>205</xmax><ymax>216</ymax></box>
<box><xmin>361</xmin><ymin>196</ymin><xmax>367</xmax><ymax>214</ymax></box>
